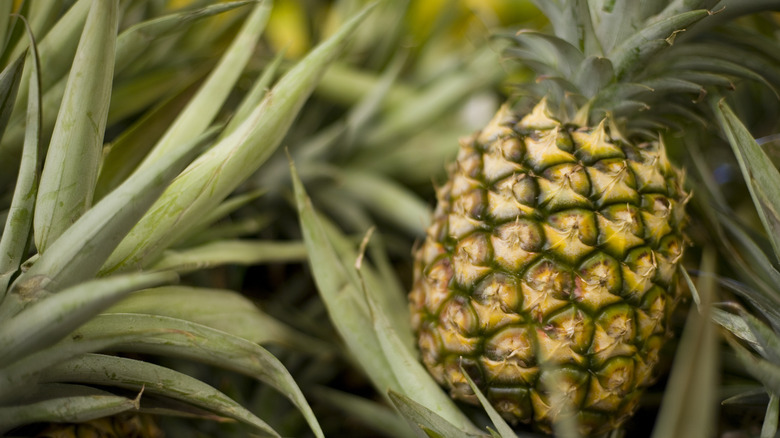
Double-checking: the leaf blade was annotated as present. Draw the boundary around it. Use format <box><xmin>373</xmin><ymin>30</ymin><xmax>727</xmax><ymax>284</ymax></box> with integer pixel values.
<box><xmin>714</xmin><ymin>98</ymin><xmax>780</xmax><ymax>264</ymax></box>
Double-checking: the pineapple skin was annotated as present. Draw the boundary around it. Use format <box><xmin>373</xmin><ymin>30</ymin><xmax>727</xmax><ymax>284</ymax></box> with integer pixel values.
<box><xmin>409</xmin><ymin>101</ymin><xmax>688</xmax><ymax>436</ymax></box>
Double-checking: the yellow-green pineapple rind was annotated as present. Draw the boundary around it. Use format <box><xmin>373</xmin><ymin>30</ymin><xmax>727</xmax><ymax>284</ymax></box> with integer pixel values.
<box><xmin>409</xmin><ymin>100</ymin><xmax>688</xmax><ymax>436</ymax></box>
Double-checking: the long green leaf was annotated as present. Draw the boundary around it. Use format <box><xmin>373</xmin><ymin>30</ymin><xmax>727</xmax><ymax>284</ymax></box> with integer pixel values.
<box><xmin>14</xmin><ymin>127</ymin><xmax>217</xmax><ymax>294</ymax></box>
<box><xmin>0</xmin><ymin>33</ymin><xmax>40</xmax><ymax>296</ymax></box>
<box><xmin>151</xmin><ymin>240</ymin><xmax>307</xmax><ymax>273</ymax></box>
<box><xmin>0</xmin><ymin>395</ymin><xmax>137</xmax><ymax>434</ymax></box>
<box><xmin>339</xmin><ymin>169</ymin><xmax>431</xmax><ymax>236</ymax></box>
<box><xmin>388</xmin><ymin>391</ymin><xmax>486</xmax><ymax>438</ymax></box>
<box><xmin>291</xmin><ymin>159</ymin><xmax>401</xmax><ymax>397</ymax></box>
<box><xmin>3</xmin><ymin>0</ymin><xmax>62</xmax><ymax>66</ymax></box>
<box><xmin>101</xmin><ymin>2</ymin><xmax>377</xmax><ymax>272</ymax></box>
<box><xmin>222</xmin><ymin>46</ymin><xmax>286</xmax><ymax>138</ymax></box>
<box><xmin>364</xmin><ymin>264</ymin><xmax>480</xmax><ymax>433</ymax></box>
<box><xmin>651</xmin><ymin>255</ymin><xmax>718</xmax><ymax>438</ymax></box>
<box><xmin>714</xmin><ymin>98</ymin><xmax>780</xmax><ymax>264</ymax></box>
<box><xmin>610</xmin><ymin>10</ymin><xmax>709</xmax><ymax>78</ymax></box>
<box><xmin>0</xmin><ymin>271</ymin><xmax>176</xmax><ymax>369</ymax></box>
<box><xmin>0</xmin><ymin>0</ymin><xmax>90</xmax><ymax>188</ymax></box>
<box><xmin>107</xmin><ymin>286</ymin><xmax>330</xmax><ymax>351</ymax></box>
<box><xmin>0</xmin><ymin>53</ymin><xmax>24</xmax><ymax>144</ymax></box>
<box><xmin>34</xmin><ymin>0</ymin><xmax>118</xmax><ymax>251</ymax></box>
<box><xmin>762</xmin><ymin>393</ymin><xmax>780</xmax><ymax>438</ymax></box>
<box><xmin>141</xmin><ymin>0</ymin><xmax>271</xmax><ymax>164</ymax></box>
<box><xmin>728</xmin><ymin>337</ymin><xmax>780</xmax><ymax>397</ymax></box>
<box><xmin>38</xmin><ymin>353</ymin><xmax>281</xmax><ymax>437</ymax></box>
<box><xmin>74</xmin><ymin>312</ymin><xmax>325</xmax><ymax>438</ymax></box>
<box><xmin>460</xmin><ymin>367</ymin><xmax>521</xmax><ymax>438</ymax></box>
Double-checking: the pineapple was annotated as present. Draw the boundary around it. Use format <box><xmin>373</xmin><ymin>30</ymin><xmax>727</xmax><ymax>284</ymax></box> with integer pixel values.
<box><xmin>409</xmin><ymin>100</ymin><xmax>688</xmax><ymax>435</ymax></box>
<box><xmin>407</xmin><ymin>2</ymin><xmax>716</xmax><ymax>435</ymax></box>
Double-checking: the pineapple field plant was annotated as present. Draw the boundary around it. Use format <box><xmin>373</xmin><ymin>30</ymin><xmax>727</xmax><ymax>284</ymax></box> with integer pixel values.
<box><xmin>0</xmin><ymin>0</ymin><xmax>382</xmax><ymax>436</ymax></box>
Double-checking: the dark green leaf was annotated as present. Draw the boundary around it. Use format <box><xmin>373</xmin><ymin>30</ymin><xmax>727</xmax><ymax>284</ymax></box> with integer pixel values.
<box><xmin>610</xmin><ymin>10</ymin><xmax>709</xmax><ymax>78</ymax></box>
<box><xmin>38</xmin><ymin>353</ymin><xmax>281</xmax><ymax>437</ymax></box>
<box><xmin>388</xmin><ymin>391</ymin><xmax>486</xmax><ymax>438</ymax></box>
<box><xmin>0</xmin><ymin>271</ymin><xmax>176</xmax><ymax>369</ymax></box>
<box><xmin>0</xmin><ymin>394</ymin><xmax>136</xmax><ymax>434</ymax></box>
<box><xmin>714</xmin><ymin>98</ymin><xmax>780</xmax><ymax>264</ymax></box>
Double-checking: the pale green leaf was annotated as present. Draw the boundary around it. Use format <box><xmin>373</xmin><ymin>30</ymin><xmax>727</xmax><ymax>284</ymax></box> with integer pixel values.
<box><xmin>514</xmin><ymin>31</ymin><xmax>585</xmax><ymax>77</ymax></box>
<box><xmin>365</xmin><ymin>264</ymin><xmax>479</xmax><ymax>433</ymax></box>
<box><xmin>714</xmin><ymin>98</ymin><xmax>780</xmax><ymax>264</ymax></box>
<box><xmin>651</xmin><ymin>253</ymin><xmax>718</xmax><ymax>438</ymax></box>
<box><xmin>106</xmin><ymin>286</ymin><xmax>330</xmax><ymax>351</ymax></box>
<box><xmin>34</xmin><ymin>0</ymin><xmax>118</xmax><ymax>251</ymax></box>
<box><xmin>574</xmin><ymin>56</ymin><xmax>614</xmax><ymax>98</ymax></box>
<box><xmin>460</xmin><ymin>366</ymin><xmax>519</xmax><ymax>438</ymax></box>
<box><xmin>3</xmin><ymin>0</ymin><xmax>62</xmax><ymax>65</ymax></box>
<box><xmin>640</xmin><ymin>77</ymin><xmax>705</xmax><ymax>96</ymax></box>
<box><xmin>0</xmin><ymin>33</ymin><xmax>40</xmax><ymax>296</ymax></box>
<box><xmin>15</xmin><ymin>127</ymin><xmax>217</xmax><ymax>293</ymax></box>
<box><xmin>222</xmin><ymin>47</ymin><xmax>286</xmax><ymax>138</ymax></box>
<box><xmin>762</xmin><ymin>393</ymin><xmax>780</xmax><ymax>438</ymax></box>
<box><xmin>38</xmin><ymin>353</ymin><xmax>281</xmax><ymax>437</ymax></box>
<box><xmin>673</xmin><ymin>56</ymin><xmax>778</xmax><ymax>98</ymax></box>
<box><xmin>141</xmin><ymin>0</ymin><xmax>270</xmax><ymax>164</ymax></box>
<box><xmin>101</xmin><ymin>3</ymin><xmax>377</xmax><ymax>272</ymax></box>
<box><xmin>0</xmin><ymin>0</ymin><xmax>90</xmax><ymax>188</ymax></box>
<box><xmin>649</xmin><ymin>0</ymin><xmax>720</xmax><ymax>24</ymax></box>
<box><xmin>175</xmin><ymin>190</ymin><xmax>268</xmax><ymax>245</ymax></box>
<box><xmin>363</xmin><ymin>46</ymin><xmax>502</xmax><ymax>147</ymax></box>
<box><xmin>743</xmin><ymin>309</ymin><xmax>780</xmax><ymax>364</ymax></box>
<box><xmin>0</xmin><ymin>394</ymin><xmax>137</xmax><ymax>434</ymax></box>
<box><xmin>316</xmin><ymin>211</ymin><xmax>414</xmax><ymax>350</ymax></box>
<box><xmin>151</xmin><ymin>240</ymin><xmax>307</xmax><ymax>273</ymax></box>
<box><xmin>291</xmin><ymin>159</ymin><xmax>401</xmax><ymax>397</ymax></box>
<box><xmin>0</xmin><ymin>271</ymin><xmax>176</xmax><ymax>369</ymax></box>
<box><xmin>711</xmin><ymin>307</ymin><xmax>762</xmax><ymax>353</ymax></box>
<box><xmin>588</xmin><ymin>0</ymin><xmax>647</xmax><ymax>54</ymax></box>
<box><xmin>388</xmin><ymin>391</ymin><xmax>486</xmax><ymax>438</ymax></box>
<box><xmin>7</xmin><ymin>0</ymin><xmax>89</xmax><ymax>123</ymax></box>
<box><xmin>0</xmin><ymin>317</ymin><xmax>161</xmax><ymax>400</ymax></box>
<box><xmin>339</xmin><ymin>169</ymin><xmax>431</xmax><ymax>236</ymax></box>
<box><xmin>73</xmin><ymin>313</ymin><xmax>324</xmax><ymax>438</ymax></box>
<box><xmin>728</xmin><ymin>337</ymin><xmax>780</xmax><ymax>398</ymax></box>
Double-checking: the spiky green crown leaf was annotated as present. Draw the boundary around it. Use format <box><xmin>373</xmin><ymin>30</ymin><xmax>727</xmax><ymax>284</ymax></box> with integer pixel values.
<box><xmin>506</xmin><ymin>0</ymin><xmax>780</xmax><ymax>134</ymax></box>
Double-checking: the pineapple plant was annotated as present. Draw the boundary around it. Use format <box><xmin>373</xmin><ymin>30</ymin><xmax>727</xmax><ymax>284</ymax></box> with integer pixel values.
<box><xmin>406</xmin><ymin>8</ymin><xmax>699</xmax><ymax>436</ymax></box>
<box><xmin>0</xmin><ymin>0</ymin><xmax>376</xmax><ymax>436</ymax></box>
<box><xmin>281</xmin><ymin>0</ymin><xmax>780</xmax><ymax>437</ymax></box>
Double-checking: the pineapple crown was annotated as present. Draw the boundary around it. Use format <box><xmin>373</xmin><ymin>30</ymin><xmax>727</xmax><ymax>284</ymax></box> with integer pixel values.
<box><xmin>505</xmin><ymin>0</ymin><xmax>780</xmax><ymax>135</ymax></box>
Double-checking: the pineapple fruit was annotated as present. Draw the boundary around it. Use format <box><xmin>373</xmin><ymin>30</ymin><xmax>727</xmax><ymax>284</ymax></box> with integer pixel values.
<box><xmin>409</xmin><ymin>100</ymin><xmax>688</xmax><ymax>435</ymax></box>
<box><xmin>407</xmin><ymin>1</ymin><xmax>711</xmax><ymax>435</ymax></box>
